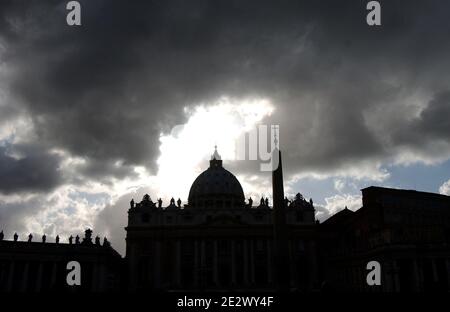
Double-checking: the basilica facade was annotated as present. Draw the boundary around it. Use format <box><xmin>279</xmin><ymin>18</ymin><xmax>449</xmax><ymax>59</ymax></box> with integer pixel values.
<box><xmin>125</xmin><ymin>148</ymin><xmax>319</xmax><ymax>291</ymax></box>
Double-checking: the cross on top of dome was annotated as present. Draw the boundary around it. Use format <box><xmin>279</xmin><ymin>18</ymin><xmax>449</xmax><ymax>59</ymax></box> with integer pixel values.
<box><xmin>210</xmin><ymin>145</ymin><xmax>223</xmax><ymax>168</ymax></box>
<box><xmin>211</xmin><ymin>145</ymin><xmax>221</xmax><ymax>160</ymax></box>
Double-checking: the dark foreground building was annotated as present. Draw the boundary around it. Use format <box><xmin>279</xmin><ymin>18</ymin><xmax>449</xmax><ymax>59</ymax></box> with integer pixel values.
<box><xmin>0</xmin><ymin>230</ymin><xmax>122</xmax><ymax>292</ymax></box>
<box><xmin>320</xmin><ymin>186</ymin><xmax>450</xmax><ymax>292</ymax></box>
<box><xmin>1</xmin><ymin>148</ymin><xmax>450</xmax><ymax>292</ymax></box>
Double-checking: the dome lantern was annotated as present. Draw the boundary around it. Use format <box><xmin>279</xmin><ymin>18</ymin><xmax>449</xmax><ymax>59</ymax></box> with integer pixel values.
<box><xmin>210</xmin><ymin>145</ymin><xmax>223</xmax><ymax>168</ymax></box>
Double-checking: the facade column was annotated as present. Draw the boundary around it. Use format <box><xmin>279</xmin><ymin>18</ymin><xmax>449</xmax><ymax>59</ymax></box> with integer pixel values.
<box><xmin>213</xmin><ymin>240</ymin><xmax>219</xmax><ymax>286</ymax></box>
<box><xmin>243</xmin><ymin>240</ymin><xmax>249</xmax><ymax>285</ymax></box>
<box><xmin>411</xmin><ymin>259</ymin><xmax>421</xmax><ymax>292</ymax></box>
<box><xmin>431</xmin><ymin>258</ymin><xmax>438</xmax><ymax>283</ymax></box>
<box><xmin>250</xmin><ymin>239</ymin><xmax>255</xmax><ymax>284</ymax></box>
<box><xmin>92</xmin><ymin>263</ymin><xmax>99</xmax><ymax>292</ymax></box>
<box><xmin>231</xmin><ymin>240</ymin><xmax>236</xmax><ymax>286</ymax></box>
<box><xmin>418</xmin><ymin>258</ymin><xmax>425</xmax><ymax>291</ymax></box>
<box><xmin>201</xmin><ymin>240</ymin><xmax>206</xmax><ymax>288</ymax></box>
<box><xmin>35</xmin><ymin>261</ymin><xmax>43</xmax><ymax>292</ymax></box>
<box><xmin>382</xmin><ymin>260</ymin><xmax>392</xmax><ymax>292</ymax></box>
<box><xmin>289</xmin><ymin>241</ymin><xmax>296</xmax><ymax>288</ymax></box>
<box><xmin>128</xmin><ymin>242</ymin><xmax>138</xmax><ymax>292</ymax></box>
<box><xmin>354</xmin><ymin>266</ymin><xmax>360</xmax><ymax>291</ymax></box>
<box><xmin>393</xmin><ymin>260</ymin><xmax>400</xmax><ymax>291</ymax></box>
<box><xmin>267</xmin><ymin>239</ymin><xmax>273</xmax><ymax>285</ymax></box>
<box><xmin>446</xmin><ymin>259</ymin><xmax>450</xmax><ymax>291</ymax></box>
<box><xmin>175</xmin><ymin>240</ymin><xmax>181</xmax><ymax>287</ymax></box>
<box><xmin>154</xmin><ymin>240</ymin><xmax>162</xmax><ymax>288</ymax></box>
<box><xmin>308</xmin><ymin>240</ymin><xmax>319</xmax><ymax>290</ymax></box>
<box><xmin>98</xmin><ymin>264</ymin><xmax>107</xmax><ymax>291</ymax></box>
<box><xmin>194</xmin><ymin>240</ymin><xmax>199</xmax><ymax>287</ymax></box>
<box><xmin>50</xmin><ymin>262</ymin><xmax>57</xmax><ymax>290</ymax></box>
<box><xmin>21</xmin><ymin>261</ymin><xmax>30</xmax><ymax>292</ymax></box>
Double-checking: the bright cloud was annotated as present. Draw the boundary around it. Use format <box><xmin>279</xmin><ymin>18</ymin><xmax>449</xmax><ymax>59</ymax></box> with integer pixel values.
<box><xmin>334</xmin><ymin>179</ymin><xmax>345</xmax><ymax>192</ymax></box>
<box><xmin>439</xmin><ymin>180</ymin><xmax>450</xmax><ymax>195</ymax></box>
<box><xmin>154</xmin><ymin>96</ymin><xmax>274</xmax><ymax>201</ymax></box>
<box><xmin>315</xmin><ymin>193</ymin><xmax>362</xmax><ymax>221</ymax></box>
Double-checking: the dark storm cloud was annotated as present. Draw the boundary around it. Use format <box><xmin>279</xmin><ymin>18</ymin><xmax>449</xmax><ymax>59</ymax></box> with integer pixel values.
<box><xmin>413</xmin><ymin>91</ymin><xmax>450</xmax><ymax>141</ymax></box>
<box><xmin>380</xmin><ymin>90</ymin><xmax>450</xmax><ymax>159</ymax></box>
<box><xmin>1</xmin><ymin>0</ymin><xmax>450</xmax><ymax>189</ymax></box>
<box><xmin>74</xmin><ymin>158</ymin><xmax>139</xmax><ymax>183</ymax></box>
<box><xmin>0</xmin><ymin>144</ymin><xmax>62</xmax><ymax>194</ymax></box>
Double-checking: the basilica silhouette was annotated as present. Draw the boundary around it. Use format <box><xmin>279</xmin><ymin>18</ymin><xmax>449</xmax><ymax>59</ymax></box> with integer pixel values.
<box><xmin>1</xmin><ymin>146</ymin><xmax>450</xmax><ymax>292</ymax></box>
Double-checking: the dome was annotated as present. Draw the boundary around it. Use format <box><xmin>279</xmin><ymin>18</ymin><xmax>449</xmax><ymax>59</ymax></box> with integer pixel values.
<box><xmin>188</xmin><ymin>148</ymin><xmax>245</xmax><ymax>208</ymax></box>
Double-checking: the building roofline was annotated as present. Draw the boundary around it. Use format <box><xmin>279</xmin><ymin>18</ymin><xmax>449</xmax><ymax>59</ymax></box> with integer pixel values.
<box><xmin>361</xmin><ymin>186</ymin><xmax>450</xmax><ymax>199</ymax></box>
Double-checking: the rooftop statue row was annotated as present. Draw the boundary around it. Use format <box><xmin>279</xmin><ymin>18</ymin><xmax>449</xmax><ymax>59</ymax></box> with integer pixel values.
<box><xmin>132</xmin><ymin>194</ymin><xmax>266</xmax><ymax>209</ymax></box>
<box><xmin>130</xmin><ymin>193</ymin><xmax>314</xmax><ymax>210</ymax></box>
<box><xmin>130</xmin><ymin>194</ymin><xmax>183</xmax><ymax>209</ymax></box>
<box><xmin>246</xmin><ymin>193</ymin><xmax>314</xmax><ymax>209</ymax></box>
<box><xmin>245</xmin><ymin>196</ymin><xmax>269</xmax><ymax>208</ymax></box>
<box><xmin>287</xmin><ymin>193</ymin><xmax>315</xmax><ymax>210</ymax></box>
<box><xmin>0</xmin><ymin>229</ymin><xmax>111</xmax><ymax>247</ymax></box>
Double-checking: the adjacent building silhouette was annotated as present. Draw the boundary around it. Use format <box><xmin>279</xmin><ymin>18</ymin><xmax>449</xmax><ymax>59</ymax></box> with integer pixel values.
<box><xmin>320</xmin><ymin>186</ymin><xmax>450</xmax><ymax>292</ymax></box>
<box><xmin>0</xmin><ymin>229</ymin><xmax>122</xmax><ymax>292</ymax></box>
<box><xmin>1</xmin><ymin>147</ymin><xmax>450</xmax><ymax>292</ymax></box>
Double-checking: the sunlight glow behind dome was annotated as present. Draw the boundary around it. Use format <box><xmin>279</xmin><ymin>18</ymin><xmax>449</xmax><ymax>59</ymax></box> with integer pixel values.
<box><xmin>154</xmin><ymin>97</ymin><xmax>274</xmax><ymax>202</ymax></box>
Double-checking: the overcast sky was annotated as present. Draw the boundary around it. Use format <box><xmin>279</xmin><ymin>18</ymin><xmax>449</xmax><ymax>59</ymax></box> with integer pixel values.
<box><xmin>1</xmin><ymin>0</ymin><xmax>450</xmax><ymax>254</ymax></box>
